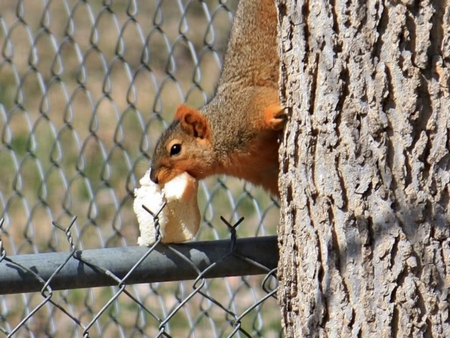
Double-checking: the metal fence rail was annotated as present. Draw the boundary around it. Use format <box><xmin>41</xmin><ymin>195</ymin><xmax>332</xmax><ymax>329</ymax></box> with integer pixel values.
<box><xmin>0</xmin><ymin>215</ymin><xmax>279</xmax><ymax>337</ymax></box>
<box><xmin>0</xmin><ymin>231</ymin><xmax>278</xmax><ymax>294</ymax></box>
<box><xmin>0</xmin><ymin>1</ymin><xmax>281</xmax><ymax>337</ymax></box>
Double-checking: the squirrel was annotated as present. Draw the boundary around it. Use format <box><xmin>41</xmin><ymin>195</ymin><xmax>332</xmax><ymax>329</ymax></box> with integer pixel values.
<box><xmin>150</xmin><ymin>0</ymin><xmax>285</xmax><ymax>197</ymax></box>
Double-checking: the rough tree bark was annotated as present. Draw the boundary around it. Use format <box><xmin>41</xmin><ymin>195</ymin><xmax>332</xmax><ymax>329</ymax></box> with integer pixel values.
<box><xmin>276</xmin><ymin>0</ymin><xmax>450</xmax><ymax>337</ymax></box>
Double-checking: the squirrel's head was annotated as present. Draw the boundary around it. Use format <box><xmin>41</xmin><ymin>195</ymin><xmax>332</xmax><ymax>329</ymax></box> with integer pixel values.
<box><xmin>150</xmin><ymin>105</ymin><xmax>213</xmax><ymax>185</ymax></box>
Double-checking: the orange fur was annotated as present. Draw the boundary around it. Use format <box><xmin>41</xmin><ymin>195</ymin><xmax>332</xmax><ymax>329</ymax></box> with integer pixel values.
<box><xmin>175</xmin><ymin>105</ymin><xmax>211</xmax><ymax>140</ymax></box>
<box><xmin>220</xmin><ymin>130</ymin><xmax>280</xmax><ymax>196</ymax></box>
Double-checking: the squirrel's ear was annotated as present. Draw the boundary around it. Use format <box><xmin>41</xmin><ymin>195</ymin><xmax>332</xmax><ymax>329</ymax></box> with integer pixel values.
<box><xmin>174</xmin><ymin>105</ymin><xmax>210</xmax><ymax>140</ymax></box>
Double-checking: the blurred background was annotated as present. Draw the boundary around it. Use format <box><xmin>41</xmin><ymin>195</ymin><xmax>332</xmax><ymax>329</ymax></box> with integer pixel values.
<box><xmin>0</xmin><ymin>0</ymin><xmax>281</xmax><ymax>336</ymax></box>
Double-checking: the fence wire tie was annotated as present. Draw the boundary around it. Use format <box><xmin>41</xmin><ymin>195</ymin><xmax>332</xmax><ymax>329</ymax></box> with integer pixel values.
<box><xmin>219</xmin><ymin>216</ymin><xmax>273</xmax><ymax>277</ymax></box>
<box><xmin>220</xmin><ymin>216</ymin><xmax>244</xmax><ymax>253</ymax></box>
<box><xmin>0</xmin><ymin>218</ymin><xmax>5</xmax><ymax>262</ymax></box>
<box><xmin>52</xmin><ymin>216</ymin><xmax>77</xmax><ymax>252</ymax></box>
<box><xmin>142</xmin><ymin>200</ymin><xmax>167</xmax><ymax>243</ymax></box>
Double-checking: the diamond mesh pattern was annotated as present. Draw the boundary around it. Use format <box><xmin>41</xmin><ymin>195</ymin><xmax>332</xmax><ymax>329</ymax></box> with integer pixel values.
<box><xmin>0</xmin><ymin>1</ymin><xmax>280</xmax><ymax>336</ymax></box>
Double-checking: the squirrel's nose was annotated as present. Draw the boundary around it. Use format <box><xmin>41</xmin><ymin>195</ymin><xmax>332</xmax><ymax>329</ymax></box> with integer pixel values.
<box><xmin>149</xmin><ymin>170</ymin><xmax>158</xmax><ymax>184</ymax></box>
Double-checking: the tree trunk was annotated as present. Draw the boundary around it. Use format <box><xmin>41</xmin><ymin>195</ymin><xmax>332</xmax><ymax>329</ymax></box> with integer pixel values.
<box><xmin>276</xmin><ymin>0</ymin><xmax>450</xmax><ymax>337</ymax></box>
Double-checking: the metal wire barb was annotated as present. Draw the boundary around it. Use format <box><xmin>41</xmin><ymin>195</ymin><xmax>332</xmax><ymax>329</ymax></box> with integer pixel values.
<box><xmin>0</xmin><ymin>1</ymin><xmax>281</xmax><ymax>336</ymax></box>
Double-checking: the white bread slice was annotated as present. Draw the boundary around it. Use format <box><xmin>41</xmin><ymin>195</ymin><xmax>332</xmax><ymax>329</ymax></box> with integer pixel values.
<box><xmin>133</xmin><ymin>170</ymin><xmax>200</xmax><ymax>245</ymax></box>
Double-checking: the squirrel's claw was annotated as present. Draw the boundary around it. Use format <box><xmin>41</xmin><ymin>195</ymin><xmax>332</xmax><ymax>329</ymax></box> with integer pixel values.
<box><xmin>265</xmin><ymin>104</ymin><xmax>287</xmax><ymax>131</ymax></box>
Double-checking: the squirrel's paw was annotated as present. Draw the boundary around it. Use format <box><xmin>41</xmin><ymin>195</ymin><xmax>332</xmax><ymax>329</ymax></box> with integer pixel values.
<box><xmin>265</xmin><ymin>104</ymin><xmax>287</xmax><ymax>131</ymax></box>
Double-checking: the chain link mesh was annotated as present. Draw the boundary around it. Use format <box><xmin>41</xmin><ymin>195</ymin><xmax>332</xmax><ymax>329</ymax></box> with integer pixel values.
<box><xmin>0</xmin><ymin>0</ymin><xmax>281</xmax><ymax>336</ymax></box>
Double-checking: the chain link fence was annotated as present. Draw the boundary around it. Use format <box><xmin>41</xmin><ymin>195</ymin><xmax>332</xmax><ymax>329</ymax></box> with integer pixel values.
<box><xmin>0</xmin><ymin>0</ymin><xmax>281</xmax><ymax>337</ymax></box>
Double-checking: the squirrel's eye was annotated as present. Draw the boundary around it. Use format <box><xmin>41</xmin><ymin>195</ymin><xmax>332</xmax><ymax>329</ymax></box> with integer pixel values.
<box><xmin>170</xmin><ymin>144</ymin><xmax>181</xmax><ymax>156</ymax></box>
